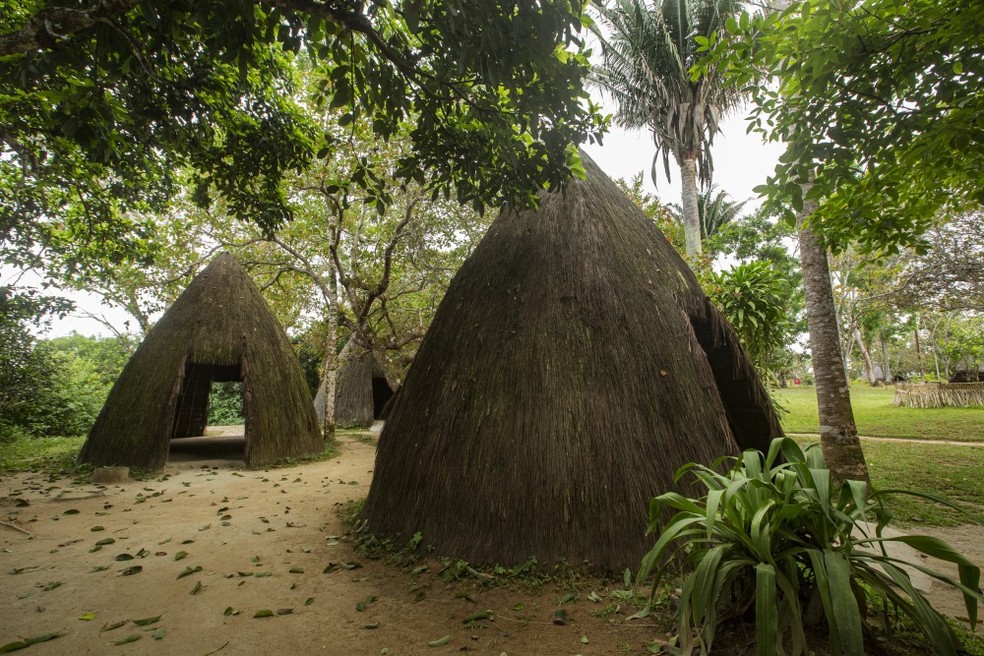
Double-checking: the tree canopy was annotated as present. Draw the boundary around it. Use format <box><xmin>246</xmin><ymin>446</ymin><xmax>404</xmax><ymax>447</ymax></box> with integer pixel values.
<box><xmin>1</xmin><ymin>0</ymin><xmax>605</xmax><ymax>285</ymax></box>
<box><xmin>707</xmin><ymin>0</ymin><xmax>983</xmax><ymax>252</ymax></box>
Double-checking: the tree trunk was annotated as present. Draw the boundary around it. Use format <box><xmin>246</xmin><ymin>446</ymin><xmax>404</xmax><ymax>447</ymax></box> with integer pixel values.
<box><xmin>879</xmin><ymin>331</ymin><xmax>892</xmax><ymax>384</ymax></box>
<box><xmin>320</xmin><ymin>229</ymin><xmax>341</xmax><ymax>446</ymax></box>
<box><xmin>914</xmin><ymin>319</ymin><xmax>924</xmax><ymax>377</ymax></box>
<box><xmin>854</xmin><ymin>327</ymin><xmax>879</xmax><ymax>386</ymax></box>
<box><xmin>796</xmin><ymin>198</ymin><xmax>871</xmax><ymax>485</ymax></box>
<box><xmin>680</xmin><ymin>157</ymin><xmax>702</xmax><ymax>258</ymax></box>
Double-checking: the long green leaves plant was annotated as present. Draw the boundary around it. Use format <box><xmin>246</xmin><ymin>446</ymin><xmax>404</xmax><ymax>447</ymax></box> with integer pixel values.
<box><xmin>636</xmin><ymin>437</ymin><xmax>982</xmax><ymax>655</ymax></box>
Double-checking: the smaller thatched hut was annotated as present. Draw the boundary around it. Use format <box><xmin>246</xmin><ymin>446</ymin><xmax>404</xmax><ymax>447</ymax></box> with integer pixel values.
<box><xmin>314</xmin><ymin>339</ymin><xmax>396</xmax><ymax>428</ymax></box>
<box><xmin>79</xmin><ymin>253</ymin><xmax>323</xmax><ymax>470</ymax></box>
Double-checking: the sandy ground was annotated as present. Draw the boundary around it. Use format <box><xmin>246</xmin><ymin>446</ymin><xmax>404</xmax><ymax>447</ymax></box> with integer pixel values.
<box><xmin>1</xmin><ymin>432</ymin><xmax>981</xmax><ymax>656</ymax></box>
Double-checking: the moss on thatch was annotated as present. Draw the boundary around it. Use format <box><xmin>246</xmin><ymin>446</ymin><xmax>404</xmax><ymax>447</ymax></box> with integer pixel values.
<box><xmin>360</xmin><ymin>153</ymin><xmax>782</xmax><ymax>572</ymax></box>
<box><xmin>314</xmin><ymin>339</ymin><xmax>396</xmax><ymax>429</ymax></box>
<box><xmin>79</xmin><ymin>253</ymin><xmax>323</xmax><ymax>471</ymax></box>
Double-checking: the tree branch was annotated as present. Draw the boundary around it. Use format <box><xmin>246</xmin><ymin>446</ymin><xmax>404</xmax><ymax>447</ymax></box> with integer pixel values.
<box><xmin>0</xmin><ymin>0</ymin><xmax>140</xmax><ymax>57</ymax></box>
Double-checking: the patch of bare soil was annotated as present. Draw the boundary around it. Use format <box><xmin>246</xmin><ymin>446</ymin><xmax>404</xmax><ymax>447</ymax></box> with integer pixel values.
<box><xmin>918</xmin><ymin>523</ymin><xmax>984</xmax><ymax>634</ymax></box>
<box><xmin>3</xmin><ymin>433</ymin><xmax>980</xmax><ymax>655</ymax></box>
<box><xmin>0</xmin><ymin>435</ymin><xmax>665</xmax><ymax>656</ymax></box>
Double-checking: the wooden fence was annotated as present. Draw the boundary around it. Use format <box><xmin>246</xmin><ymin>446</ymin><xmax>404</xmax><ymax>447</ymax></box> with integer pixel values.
<box><xmin>893</xmin><ymin>382</ymin><xmax>984</xmax><ymax>408</ymax></box>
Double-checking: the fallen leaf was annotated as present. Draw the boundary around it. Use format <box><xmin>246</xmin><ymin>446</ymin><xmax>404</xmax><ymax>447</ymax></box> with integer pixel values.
<box><xmin>132</xmin><ymin>614</ymin><xmax>162</xmax><ymax>626</ymax></box>
<box><xmin>177</xmin><ymin>566</ymin><xmax>202</xmax><ymax>579</ymax></box>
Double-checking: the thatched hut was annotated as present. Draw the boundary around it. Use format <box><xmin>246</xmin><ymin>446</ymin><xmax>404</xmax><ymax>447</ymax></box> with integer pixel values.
<box><xmin>314</xmin><ymin>338</ymin><xmax>396</xmax><ymax>428</ymax></box>
<box><xmin>360</xmin><ymin>153</ymin><xmax>782</xmax><ymax>572</ymax></box>
<box><xmin>79</xmin><ymin>253</ymin><xmax>323</xmax><ymax>470</ymax></box>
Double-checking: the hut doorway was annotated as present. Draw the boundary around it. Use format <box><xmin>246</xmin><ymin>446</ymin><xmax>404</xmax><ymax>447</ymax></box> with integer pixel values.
<box><xmin>168</xmin><ymin>362</ymin><xmax>247</xmax><ymax>463</ymax></box>
<box><xmin>372</xmin><ymin>375</ymin><xmax>394</xmax><ymax>418</ymax></box>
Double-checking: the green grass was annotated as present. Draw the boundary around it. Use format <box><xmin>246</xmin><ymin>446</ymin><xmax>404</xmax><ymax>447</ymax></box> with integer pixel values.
<box><xmin>791</xmin><ymin>436</ymin><xmax>984</xmax><ymax>527</ymax></box>
<box><xmin>0</xmin><ymin>435</ymin><xmax>87</xmax><ymax>476</ymax></box>
<box><xmin>775</xmin><ymin>385</ymin><xmax>984</xmax><ymax>441</ymax></box>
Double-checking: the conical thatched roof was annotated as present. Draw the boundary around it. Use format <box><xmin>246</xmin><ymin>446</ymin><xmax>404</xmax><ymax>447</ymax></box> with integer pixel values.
<box><xmin>313</xmin><ymin>338</ymin><xmax>396</xmax><ymax>428</ymax></box>
<box><xmin>361</xmin><ymin>153</ymin><xmax>782</xmax><ymax>572</ymax></box>
<box><xmin>80</xmin><ymin>253</ymin><xmax>323</xmax><ymax>471</ymax></box>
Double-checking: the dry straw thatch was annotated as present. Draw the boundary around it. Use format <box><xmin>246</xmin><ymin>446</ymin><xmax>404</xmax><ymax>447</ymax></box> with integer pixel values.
<box><xmin>361</xmin><ymin>153</ymin><xmax>782</xmax><ymax>572</ymax></box>
<box><xmin>314</xmin><ymin>338</ymin><xmax>396</xmax><ymax>428</ymax></box>
<box><xmin>894</xmin><ymin>382</ymin><xmax>984</xmax><ymax>408</ymax></box>
<box><xmin>79</xmin><ymin>253</ymin><xmax>323</xmax><ymax>471</ymax></box>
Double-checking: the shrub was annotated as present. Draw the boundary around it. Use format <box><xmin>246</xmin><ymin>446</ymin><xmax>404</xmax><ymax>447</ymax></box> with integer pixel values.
<box><xmin>636</xmin><ymin>437</ymin><xmax>982</xmax><ymax>656</ymax></box>
<box><xmin>706</xmin><ymin>261</ymin><xmax>792</xmax><ymax>380</ymax></box>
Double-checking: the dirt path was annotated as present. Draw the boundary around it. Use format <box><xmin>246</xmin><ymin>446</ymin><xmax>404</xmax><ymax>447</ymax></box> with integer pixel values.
<box><xmin>0</xmin><ymin>436</ymin><xmax>654</xmax><ymax>656</ymax></box>
<box><xmin>1</xmin><ymin>434</ymin><xmax>980</xmax><ymax>655</ymax></box>
<box><xmin>787</xmin><ymin>433</ymin><xmax>984</xmax><ymax>447</ymax></box>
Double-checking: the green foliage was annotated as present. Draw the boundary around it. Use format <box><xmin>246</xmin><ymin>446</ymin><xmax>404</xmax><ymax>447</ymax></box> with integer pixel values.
<box><xmin>0</xmin><ymin>434</ymin><xmax>86</xmax><ymax>476</ymax></box>
<box><xmin>706</xmin><ymin>260</ymin><xmax>792</xmax><ymax>378</ymax></box>
<box><xmin>667</xmin><ymin>186</ymin><xmax>747</xmax><ymax>240</ymax></box>
<box><xmin>637</xmin><ymin>438</ymin><xmax>983</xmax><ymax>656</ymax></box>
<box><xmin>1</xmin><ymin>0</ymin><xmax>604</xmax><ymax>291</ymax></box>
<box><xmin>705</xmin><ymin>0</ymin><xmax>984</xmax><ymax>253</ymax></box>
<box><xmin>614</xmin><ymin>173</ymin><xmax>683</xmax><ymax>248</ymax></box>
<box><xmin>208</xmin><ymin>382</ymin><xmax>244</xmax><ymax>426</ymax></box>
<box><xmin>0</xmin><ymin>323</ymin><xmax>128</xmax><ymax>441</ymax></box>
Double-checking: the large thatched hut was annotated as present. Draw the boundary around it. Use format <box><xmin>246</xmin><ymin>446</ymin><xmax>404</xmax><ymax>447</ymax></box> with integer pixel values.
<box><xmin>361</xmin><ymin>153</ymin><xmax>782</xmax><ymax>572</ymax></box>
<box><xmin>79</xmin><ymin>253</ymin><xmax>323</xmax><ymax>470</ymax></box>
<box><xmin>314</xmin><ymin>338</ymin><xmax>396</xmax><ymax>428</ymax></box>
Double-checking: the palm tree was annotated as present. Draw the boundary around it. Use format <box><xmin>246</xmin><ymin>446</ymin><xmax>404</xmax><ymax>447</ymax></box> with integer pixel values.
<box><xmin>667</xmin><ymin>185</ymin><xmax>747</xmax><ymax>239</ymax></box>
<box><xmin>592</xmin><ymin>0</ymin><xmax>743</xmax><ymax>258</ymax></box>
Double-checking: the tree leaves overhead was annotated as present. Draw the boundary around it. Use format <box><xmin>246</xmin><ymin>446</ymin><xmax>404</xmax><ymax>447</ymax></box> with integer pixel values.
<box><xmin>591</xmin><ymin>0</ymin><xmax>742</xmax><ymax>186</ymax></box>
<box><xmin>707</xmin><ymin>0</ymin><xmax>984</xmax><ymax>253</ymax></box>
<box><xmin>1</xmin><ymin>0</ymin><xmax>605</xmax><ymax>278</ymax></box>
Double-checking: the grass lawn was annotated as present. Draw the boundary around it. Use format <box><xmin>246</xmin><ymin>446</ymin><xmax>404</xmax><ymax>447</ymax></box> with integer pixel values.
<box><xmin>0</xmin><ymin>435</ymin><xmax>86</xmax><ymax>476</ymax></box>
<box><xmin>775</xmin><ymin>384</ymin><xmax>984</xmax><ymax>441</ymax></box>
<box><xmin>789</xmin><ymin>436</ymin><xmax>984</xmax><ymax>527</ymax></box>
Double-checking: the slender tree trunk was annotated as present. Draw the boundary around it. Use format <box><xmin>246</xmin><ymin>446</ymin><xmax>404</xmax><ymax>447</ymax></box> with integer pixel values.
<box><xmin>320</xmin><ymin>230</ymin><xmax>340</xmax><ymax>446</ymax></box>
<box><xmin>321</xmin><ymin>316</ymin><xmax>338</xmax><ymax>444</ymax></box>
<box><xmin>680</xmin><ymin>157</ymin><xmax>702</xmax><ymax>258</ymax></box>
<box><xmin>854</xmin><ymin>327</ymin><xmax>879</xmax><ymax>386</ymax></box>
<box><xmin>796</xmin><ymin>196</ymin><xmax>870</xmax><ymax>485</ymax></box>
<box><xmin>914</xmin><ymin>318</ymin><xmax>924</xmax><ymax>377</ymax></box>
<box><xmin>879</xmin><ymin>331</ymin><xmax>892</xmax><ymax>384</ymax></box>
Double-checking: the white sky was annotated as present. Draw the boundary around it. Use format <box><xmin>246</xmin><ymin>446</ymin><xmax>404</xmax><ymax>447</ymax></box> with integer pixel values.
<box><xmin>583</xmin><ymin>105</ymin><xmax>785</xmax><ymax>211</ymax></box>
<box><xmin>42</xmin><ymin>102</ymin><xmax>785</xmax><ymax>341</ymax></box>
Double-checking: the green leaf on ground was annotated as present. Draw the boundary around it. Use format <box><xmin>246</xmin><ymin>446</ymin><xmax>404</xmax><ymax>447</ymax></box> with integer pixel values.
<box><xmin>177</xmin><ymin>566</ymin><xmax>202</xmax><ymax>579</ymax></box>
<box><xmin>253</xmin><ymin>610</ymin><xmax>274</xmax><ymax>618</ymax></box>
<box><xmin>0</xmin><ymin>631</ymin><xmax>62</xmax><ymax>653</ymax></box>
